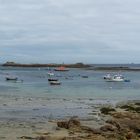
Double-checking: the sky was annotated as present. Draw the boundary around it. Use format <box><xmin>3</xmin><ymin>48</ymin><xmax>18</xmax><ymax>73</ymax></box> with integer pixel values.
<box><xmin>0</xmin><ymin>0</ymin><xmax>140</xmax><ymax>64</ymax></box>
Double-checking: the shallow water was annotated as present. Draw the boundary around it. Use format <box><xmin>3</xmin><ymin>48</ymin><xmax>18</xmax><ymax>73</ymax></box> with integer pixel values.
<box><xmin>0</xmin><ymin>66</ymin><xmax>140</xmax><ymax>120</ymax></box>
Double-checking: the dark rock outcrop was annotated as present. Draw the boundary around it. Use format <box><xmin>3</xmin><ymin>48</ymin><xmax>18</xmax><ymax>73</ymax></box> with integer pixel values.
<box><xmin>57</xmin><ymin>117</ymin><xmax>81</xmax><ymax>129</ymax></box>
<box><xmin>100</xmin><ymin>107</ymin><xmax>116</xmax><ymax>115</ymax></box>
<box><xmin>100</xmin><ymin>125</ymin><xmax>116</xmax><ymax>132</ymax></box>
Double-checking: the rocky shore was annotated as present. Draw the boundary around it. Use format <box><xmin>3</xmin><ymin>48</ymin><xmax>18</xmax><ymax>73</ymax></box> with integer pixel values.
<box><xmin>18</xmin><ymin>101</ymin><xmax>140</xmax><ymax>140</ymax></box>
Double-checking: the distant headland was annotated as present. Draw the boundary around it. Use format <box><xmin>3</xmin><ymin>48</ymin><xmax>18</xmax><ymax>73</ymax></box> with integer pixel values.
<box><xmin>2</xmin><ymin>62</ymin><xmax>140</xmax><ymax>71</ymax></box>
<box><xmin>2</xmin><ymin>62</ymin><xmax>91</xmax><ymax>68</ymax></box>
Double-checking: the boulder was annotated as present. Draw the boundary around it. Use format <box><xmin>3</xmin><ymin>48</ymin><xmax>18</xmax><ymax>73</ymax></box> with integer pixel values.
<box><xmin>57</xmin><ymin>121</ymin><xmax>69</xmax><ymax>129</ymax></box>
<box><xmin>57</xmin><ymin>117</ymin><xmax>80</xmax><ymax>129</ymax></box>
<box><xmin>100</xmin><ymin>125</ymin><xmax>116</xmax><ymax>132</ymax></box>
<box><xmin>67</xmin><ymin>117</ymin><xmax>81</xmax><ymax>129</ymax></box>
<box><xmin>100</xmin><ymin>107</ymin><xmax>116</xmax><ymax>115</ymax></box>
<box><xmin>81</xmin><ymin>126</ymin><xmax>101</xmax><ymax>134</ymax></box>
<box><xmin>106</xmin><ymin>119</ymin><xmax>121</xmax><ymax>130</ymax></box>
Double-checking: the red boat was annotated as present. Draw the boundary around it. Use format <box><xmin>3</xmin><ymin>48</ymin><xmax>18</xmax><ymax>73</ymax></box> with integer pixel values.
<box><xmin>54</xmin><ymin>66</ymin><xmax>69</xmax><ymax>71</ymax></box>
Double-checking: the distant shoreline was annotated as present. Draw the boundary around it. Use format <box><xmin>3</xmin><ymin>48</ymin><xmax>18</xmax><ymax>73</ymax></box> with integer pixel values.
<box><xmin>2</xmin><ymin>62</ymin><xmax>140</xmax><ymax>71</ymax></box>
<box><xmin>91</xmin><ymin>66</ymin><xmax>140</xmax><ymax>71</ymax></box>
<box><xmin>2</xmin><ymin>62</ymin><xmax>91</xmax><ymax>68</ymax></box>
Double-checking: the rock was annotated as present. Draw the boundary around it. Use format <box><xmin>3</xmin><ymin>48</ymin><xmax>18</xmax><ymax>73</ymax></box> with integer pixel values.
<box><xmin>63</xmin><ymin>136</ymin><xmax>80</xmax><ymax>140</ymax></box>
<box><xmin>109</xmin><ymin>112</ymin><xmax>140</xmax><ymax>135</ymax></box>
<box><xmin>67</xmin><ymin>117</ymin><xmax>81</xmax><ymax>129</ymax></box>
<box><xmin>111</xmin><ymin>112</ymin><xmax>138</xmax><ymax>119</ymax></box>
<box><xmin>20</xmin><ymin>136</ymin><xmax>35</xmax><ymax>139</ymax></box>
<box><xmin>37</xmin><ymin>136</ymin><xmax>47</xmax><ymax>140</ymax></box>
<box><xmin>126</xmin><ymin>120</ymin><xmax>140</xmax><ymax>133</ymax></box>
<box><xmin>135</xmin><ymin>107</ymin><xmax>140</xmax><ymax>113</ymax></box>
<box><xmin>135</xmin><ymin>102</ymin><xmax>140</xmax><ymax>106</ymax></box>
<box><xmin>125</xmin><ymin>132</ymin><xmax>135</xmax><ymax>139</ymax></box>
<box><xmin>57</xmin><ymin>117</ymin><xmax>80</xmax><ymax>129</ymax></box>
<box><xmin>100</xmin><ymin>107</ymin><xmax>116</xmax><ymax>115</ymax></box>
<box><xmin>100</xmin><ymin>125</ymin><xmax>116</xmax><ymax>132</ymax></box>
<box><xmin>119</xmin><ymin>104</ymin><xmax>140</xmax><ymax>113</ymax></box>
<box><xmin>81</xmin><ymin>126</ymin><xmax>101</xmax><ymax>134</ymax></box>
<box><xmin>106</xmin><ymin>119</ymin><xmax>121</xmax><ymax>130</ymax></box>
<box><xmin>37</xmin><ymin>136</ymin><xmax>65</xmax><ymax>140</ymax></box>
<box><xmin>57</xmin><ymin>121</ymin><xmax>68</xmax><ymax>129</ymax></box>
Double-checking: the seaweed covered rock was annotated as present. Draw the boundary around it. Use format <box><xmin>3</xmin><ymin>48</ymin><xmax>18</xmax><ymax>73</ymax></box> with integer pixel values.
<box><xmin>68</xmin><ymin>117</ymin><xmax>81</xmax><ymax>129</ymax></box>
<box><xmin>119</xmin><ymin>103</ymin><xmax>140</xmax><ymax>113</ymax></box>
<box><xmin>100</xmin><ymin>125</ymin><xmax>116</xmax><ymax>132</ymax></box>
<box><xmin>106</xmin><ymin>119</ymin><xmax>121</xmax><ymax>130</ymax></box>
<box><xmin>100</xmin><ymin>107</ymin><xmax>116</xmax><ymax>115</ymax></box>
<box><xmin>106</xmin><ymin>112</ymin><xmax>140</xmax><ymax>136</ymax></box>
<box><xmin>57</xmin><ymin>117</ymin><xmax>81</xmax><ymax>129</ymax></box>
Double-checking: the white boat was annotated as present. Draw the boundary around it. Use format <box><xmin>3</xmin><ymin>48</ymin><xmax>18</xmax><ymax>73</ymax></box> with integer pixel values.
<box><xmin>6</xmin><ymin>76</ymin><xmax>18</xmax><ymax>81</ymax></box>
<box><xmin>50</xmin><ymin>81</ymin><xmax>61</xmax><ymax>85</ymax></box>
<box><xmin>106</xmin><ymin>75</ymin><xmax>124</xmax><ymax>82</ymax></box>
<box><xmin>103</xmin><ymin>74</ymin><xmax>112</xmax><ymax>80</ymax></box>
<box><xmin>47</xmin><ymin>72</ymin><xmax>54</xmax><ymax>76</ymax></box>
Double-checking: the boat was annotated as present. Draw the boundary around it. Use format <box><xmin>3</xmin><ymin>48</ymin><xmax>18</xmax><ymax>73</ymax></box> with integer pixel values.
<box><xmin>48</xmin><ymin>78</ymin><xmax>58</xmax><ymax>81</ymax></box>
<box><xmin>49</xmin><ymin>81</ymin><xmax>61</xmax><ymax>85</ymax></box>
<box><xmin>47</xmin><ymin>72</ymin><xmax>55</xmax><ymax>76</ymax></box>
<box><xmin>103</xmin><ymin>74</ymin><xmax>112</xmax><ymax>80</ymax></box>
<box><xmin>124</xmin><ymin>79</ymin><xmax>131</xmax><ymax>82</ymax></box>
<box><xmin>106</xmin><ymin>75</ymin><xmax>124</xmax><ymax>82</ymax></box>
<box><xmin>82</xmin><ymin>76</ymin><xmax>88</xmax><ymax>78</ymax></box>
<box><xmin>54</xmin><ymin>66</ymin><xmax>69</xmax><ymax>71</ymax></box>
<box><xmin>6</xmin><ymin>77</ymin><xmax>18</xmax><ymax>81</ymax></box>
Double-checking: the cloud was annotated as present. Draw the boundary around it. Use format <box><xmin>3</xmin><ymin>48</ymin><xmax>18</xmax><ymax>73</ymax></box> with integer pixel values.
<box><xmin>0</xmin><ymin>0</ymin><xmax>140</xmax><ymax>63</ymax></box>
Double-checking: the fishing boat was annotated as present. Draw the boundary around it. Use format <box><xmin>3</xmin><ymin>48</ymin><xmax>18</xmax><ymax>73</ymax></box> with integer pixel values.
<box><xmin>106</xmin><ymin>75</ymin><xmax>124</xmax><ymax>82</ymax></box>
<box><xmin>54</xmin><ymin>66</ymin><xmax>69</xmax><ymax>71</ymax></box>
<box><xmin>48</xmin><ymin>78</ymin><xmax>58</xmax><ymax>81</ymax></box>
<box><xmin>49</xmin><ymin>81</ymin><xmax>61</xmax><ymax>85</ymax></box>
<box><xmin>103</xmin><ymin>74</ymin><xmax>112</xmax><ymax>80</ymax></box>
<box><xmin>6</xmin><ymin>77</ymin><xmax>18</xmax><ymax>81</ymax></box>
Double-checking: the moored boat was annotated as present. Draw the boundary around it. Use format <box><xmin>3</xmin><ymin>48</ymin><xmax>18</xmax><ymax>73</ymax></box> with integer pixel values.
<box><xmin>47</xmin><ymin>72</ymin><xmax>55</xmax><ymax>76</ymax></box>
<box><xmin>48</xmin><ymin>78</ymin><xmax>58</xmax><ymax>81</ymax></box>
<box><xmin>54</xmin><ymin>66</ymin><xmax>69</xmax><ymax>71</ymax></box>
<box><xmin>49</xmin><ymin>81</ymin><xmax>61</xmax><ymax>85</ymax></box>
<box><xmin>106</xmin><ymin>75</ymin><xmax>124</xmax><ymax>82</ymax></box>
<box><xmin>6</xmin><ymin>77</ymin><xmax>18</xmax><ymax>81</ymax></box>
<box><xmin>103</xmin><ymin>74</ymin><xmax>112</xmax><ymax>80</ymax></box>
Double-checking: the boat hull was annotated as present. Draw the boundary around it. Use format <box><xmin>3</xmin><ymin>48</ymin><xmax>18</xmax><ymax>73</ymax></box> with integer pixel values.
<box><xmin>50</xmin><ymin>81</ymin><xmax>61</xmax><ymax>85</ymax></box>
<box><xmin>48</xmin><ymin>79</ymin><xmax>58</xmax><ymax>81</ymax></box>
<box><xmin>54</xmin><ymin>69</ymin><xmax>69</xmax><ymax>71</ymax></box>
<box><xmin>6</xmin><ymin>77</ymin><xmax>18</xmax><ymax>81</ymax></box>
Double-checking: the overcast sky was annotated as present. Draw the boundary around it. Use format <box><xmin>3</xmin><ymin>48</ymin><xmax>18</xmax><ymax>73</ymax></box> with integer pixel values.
<box><xmin>0</xmin><ymin>0</ymin><xmax>140</xmax><ymax>64</ymax></box>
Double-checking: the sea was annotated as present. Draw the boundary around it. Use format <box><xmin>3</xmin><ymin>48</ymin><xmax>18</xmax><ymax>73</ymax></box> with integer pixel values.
<box><xmin>0</xmin><ymin>64</ymin><xmax>140</xmax><ymax>121</ymax></box>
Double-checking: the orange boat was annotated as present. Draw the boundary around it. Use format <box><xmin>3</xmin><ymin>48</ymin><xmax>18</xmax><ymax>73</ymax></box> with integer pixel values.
<box><xmin>54</xmin><ymin>66</ymin><xmax>69</xmax><ymax>71</ymax></box>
